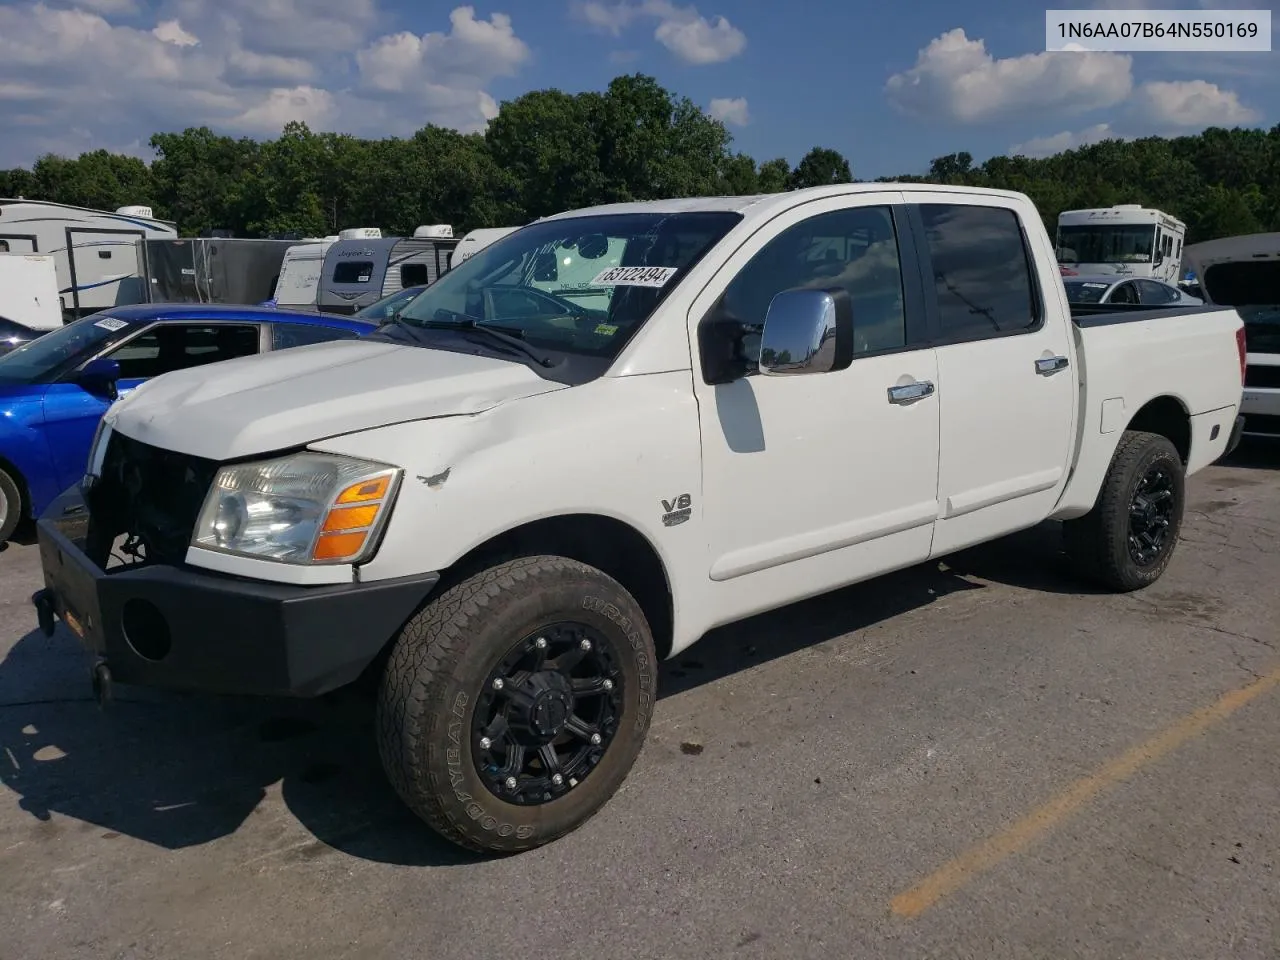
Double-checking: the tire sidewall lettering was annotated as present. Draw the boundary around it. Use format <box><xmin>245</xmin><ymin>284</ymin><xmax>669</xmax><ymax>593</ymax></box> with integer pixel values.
<box><xmin>581</xmin><ymin>594</ymin><xmax>655</xmax><ymax>729</ymax></box>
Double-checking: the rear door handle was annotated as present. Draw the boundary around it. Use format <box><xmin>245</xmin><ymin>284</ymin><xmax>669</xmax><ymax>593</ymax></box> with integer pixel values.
<box><xmin>1036</xmin><ymin>356</ymin><xmax>1069</xmax><ymax>375</ymax></box>
<box><xmin>887</xmin><ymin>380</ymin><xmax>935</xmax><ymax>404</ymax></box>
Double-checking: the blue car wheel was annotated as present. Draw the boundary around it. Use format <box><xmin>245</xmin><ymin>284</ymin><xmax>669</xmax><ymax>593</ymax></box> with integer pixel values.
<box><xmin>0</xmin><ymin>466</ymin><xmax>20</xmax><ymax>542</ymax></box>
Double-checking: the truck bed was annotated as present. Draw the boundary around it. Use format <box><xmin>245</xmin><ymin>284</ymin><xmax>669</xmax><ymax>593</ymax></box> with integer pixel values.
<box><xmin>1069</xmin><ymin>302</ymin><xmax>1227</xmax><ymax>325</ymax></box>
<box><xmin>1052</xmin><ymin>301</ymin><xmax>1245</xmax><ymax>520</ymax></box>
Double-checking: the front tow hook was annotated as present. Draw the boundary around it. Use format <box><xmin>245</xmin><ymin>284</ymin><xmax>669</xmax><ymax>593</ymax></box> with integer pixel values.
<box><xmin>31</xmin><ymin>589</ymin><xmax>56</xmax><ymax>638</ymax></box>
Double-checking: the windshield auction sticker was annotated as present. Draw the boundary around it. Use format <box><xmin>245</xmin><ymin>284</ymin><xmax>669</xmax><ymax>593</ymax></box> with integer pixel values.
<box><xmin>590</xmin><ymin>266</ymin><xmax>679</xmax><ymax>287</ymax></box>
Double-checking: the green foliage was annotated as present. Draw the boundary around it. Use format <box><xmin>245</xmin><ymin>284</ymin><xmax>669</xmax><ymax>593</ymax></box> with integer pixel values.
<box><xmin>5</xmin><ymin>74</ymin><xmax>1276</xmax><ymax>247</ymax></box>
<box><xmin>790</xmin><ymin>147</ymin><xmax>853</xmax><ymax>188</ymax></box>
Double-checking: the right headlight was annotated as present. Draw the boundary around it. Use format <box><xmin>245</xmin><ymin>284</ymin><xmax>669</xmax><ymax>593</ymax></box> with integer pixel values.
<box><xmin>192</xmin><ymin>451</ymin><xmax>401</xmax><ymax>565</ymax></box>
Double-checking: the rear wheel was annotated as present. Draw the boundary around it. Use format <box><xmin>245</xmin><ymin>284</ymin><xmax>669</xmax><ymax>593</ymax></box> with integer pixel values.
<box><xmin>376</xmin><ymin>555</ymin><xmax>657</xmax><ymax>853</ymax></box>
<box><xmin>0</xmin><ymin>467</ymin><xmax>22</xmax><ymax>543</ymax></box>
<box><xmin>1064</xmin><ymin>430</ymin><xmax>1185</xmax><ymax>591</ymax></box>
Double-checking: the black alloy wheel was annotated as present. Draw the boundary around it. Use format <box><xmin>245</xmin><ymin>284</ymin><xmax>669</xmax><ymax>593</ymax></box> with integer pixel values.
<box><xmin>471</xmin><ymin>621</ymin><xmax>625</xmax><ymax>805</ymax></box>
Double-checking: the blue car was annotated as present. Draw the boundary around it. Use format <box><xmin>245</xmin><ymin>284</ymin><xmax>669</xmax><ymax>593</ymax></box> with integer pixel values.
<box><xmin>0</xmin><ymin>303</ymin><xmax>376</xmax><ymax>542</ymax></box>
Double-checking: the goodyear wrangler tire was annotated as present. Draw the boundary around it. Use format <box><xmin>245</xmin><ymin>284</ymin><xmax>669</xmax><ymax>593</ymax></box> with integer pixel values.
<box><xmin>376</xmin><ymin>555</ymin><xmax>657</xmax><ymax>854</ymax></box>
<box><xmin>1063</xmin><ymin>429</ymin><xmax>1186</xmax><ymax>592</ymax></box>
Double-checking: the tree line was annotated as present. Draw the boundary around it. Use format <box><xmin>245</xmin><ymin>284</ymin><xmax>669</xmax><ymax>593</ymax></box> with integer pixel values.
<box><xmin>2</xmin><ymin>73</ymin><xmax>1276</xmax><ymax>246</ymax></box>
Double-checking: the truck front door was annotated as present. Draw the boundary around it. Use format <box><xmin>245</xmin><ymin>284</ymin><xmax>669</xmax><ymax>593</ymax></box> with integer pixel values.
<box><xmin>689</xmin><ymin>194</ymin><xmax>941</xmax><ymax>621</ymax></box>
<box><xmin>906</xmin><ymin>196</ymin><xmax>1078</xmax><ymax>557</ymax></box>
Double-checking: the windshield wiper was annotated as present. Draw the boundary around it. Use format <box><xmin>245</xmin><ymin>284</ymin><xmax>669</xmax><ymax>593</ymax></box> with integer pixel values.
<box><xmin>416</xmin><ymin>311</ymin><xmax>556</xmax><ymax>368</ymax></box>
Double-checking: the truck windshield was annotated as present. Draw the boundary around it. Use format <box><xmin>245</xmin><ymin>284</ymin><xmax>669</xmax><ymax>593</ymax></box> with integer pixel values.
<box><xmin>0</xmin><ymin>315</ymin><xmax>131</xmax><ymax>385</ymax></box>
<box><xmin>1202</xmin><ymin>260</ymin><xmax>1280</xmax><ymax>353</ymax></box>
<box><xmin>1057</xmin><ymin>225</ymin><xmax>1155</xmax><ymax>264</ymax></box>
<box><xmin>390</xmin><ymin>212</ymin><xmax>742</xmax><ymax>361</ymax></box>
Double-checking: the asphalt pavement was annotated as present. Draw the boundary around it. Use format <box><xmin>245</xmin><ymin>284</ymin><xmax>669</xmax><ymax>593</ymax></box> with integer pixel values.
<box><xmin>0</xmin><ymin>442</ymin><xmax>1277</xmax><ymax>960</ymax></box>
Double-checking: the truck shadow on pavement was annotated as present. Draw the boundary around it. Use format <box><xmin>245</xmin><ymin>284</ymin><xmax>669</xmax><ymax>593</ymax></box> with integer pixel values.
<box><xmin>0</xmin><ymin>520</ymin><xmax>1096</xmax><ymax>867</ymax></box>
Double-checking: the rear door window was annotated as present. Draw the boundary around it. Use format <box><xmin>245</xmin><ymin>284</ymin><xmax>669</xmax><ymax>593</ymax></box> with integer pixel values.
<box><xmin>272</xmin><ymin>323</ymin><xmax>361</xmax><ymax>349</ymax></box>
<box><xmin>917</xmin><ymin>204</ymin><xmax>1040</xmax><ymax>340</ymax></box>
<box><xmin>107</xmin><ymin>323</ymin><xmax>260</xmax><ymax>379</ymax></box>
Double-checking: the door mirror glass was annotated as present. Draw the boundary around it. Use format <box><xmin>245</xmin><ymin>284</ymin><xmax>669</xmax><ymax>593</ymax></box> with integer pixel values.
<box><xmin>758</xmin><ymin>288</ymin><xmax>853</xmax><ymax>376</ymax></box>
<box><xmin>76</xmin><ymin>357</ymin><xmax>121</xmax><ymax>400</ymax></box>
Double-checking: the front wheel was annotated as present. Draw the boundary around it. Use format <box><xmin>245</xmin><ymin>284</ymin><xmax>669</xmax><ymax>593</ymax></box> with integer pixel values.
<box><xmin>0</xmin><ymin>467</ymin><xmax>22</xmax><ymax>543</ymax></box>
<box><xmin>376</xmin><ymin>556</ymin><xmax>658</xmax><ymax>853</ymax></box>
<box><xmin>1063</xmin><ymin>429</ymin><xmax>1186</xmax><ymax>592</ymax></box>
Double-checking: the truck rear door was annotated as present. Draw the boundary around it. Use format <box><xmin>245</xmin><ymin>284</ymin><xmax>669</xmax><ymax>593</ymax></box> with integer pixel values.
<box><xmin>904</xmin><ymin>195</ymin><xmax>1079</xmax><ymax>557</ymax></box>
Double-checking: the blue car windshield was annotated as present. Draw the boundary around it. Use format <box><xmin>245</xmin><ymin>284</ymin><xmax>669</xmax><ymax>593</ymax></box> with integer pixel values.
<box><xmin>0</xmin><ymin>315</ymin><xmax>132</xmax><ymax>385</ymax></box>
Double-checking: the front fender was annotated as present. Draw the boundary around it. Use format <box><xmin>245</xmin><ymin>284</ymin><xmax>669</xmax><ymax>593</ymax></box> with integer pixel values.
<box><xmin>0</xmin><ymin>392</ymin><xmax>57</xmax><ymax>517</ymax></box>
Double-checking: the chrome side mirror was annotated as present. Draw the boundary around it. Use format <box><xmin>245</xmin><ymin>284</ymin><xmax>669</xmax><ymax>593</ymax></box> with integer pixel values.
<box><xmin>758</xmin><ymin>287</ymin><xmax>853</xmax><ymax>376</ymax></box>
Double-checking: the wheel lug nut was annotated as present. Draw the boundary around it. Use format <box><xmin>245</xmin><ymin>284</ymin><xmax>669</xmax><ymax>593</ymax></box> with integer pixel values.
<box><xmin>534</xmin><ymin>637</ymin><xmax>547</xmax><ymax>649</ymax></box>
<box><xmin>579</xmin><ymin>638</ymin><xmax>592</xmax><ymax>651</ymax></box>
<box><xmin>492</xmin><ymin>677</ymin><xmax>504</xmax><ymax>690</ymax></box>
<box><xmin>602</xmin><ymin>679</ymin><xmax>613</xmax><ymax>691</ymax></box>
<box><xmin>551</xmin><ymin>773</ymin><xmax>564</xmax><ymax>786</ymax></box>
<box><xmin>479</xmin><ymin>737</ymin><xmax>492</xmax><ymax>750</ymax></box>
<box><xmin>590</xmin><ymin>733</ymin><xmax>602</xmax><ymax>745</ymax></box>
<box><xmin>505</xmin><ymin>776</ymin><xmax>517</xmax><ymax>790</ymax></box>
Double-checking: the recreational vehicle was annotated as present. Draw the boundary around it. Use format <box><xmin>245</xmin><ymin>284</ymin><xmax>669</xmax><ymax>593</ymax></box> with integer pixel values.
<box><xmin>0</xmin><ymin>198</ymin><xmax>178</xmax><ymax>318</ymax></box>
<box><xmin>450</xmin><ymin>226</ymin><xmax>520</xmax><ymax>267</ymax></box>
<box><xmin>271</xmin><ymin>229</ymin><xmax>382</xmax><ymax>309</ymax></box>
<box><xmin>138</xmin><ymin>236</ymin><xmax>299</xmax><ymax>306</ymax></box>
<box><xmin>316</xmin><ymin>225</ymin><xmax>458</xmax><ymax>314</ymax></box>
<box><xmin>1055</xmin><ymin>205</ymin><xmax>1187</xmax><ymax>282</ymax></box>
<box><xmin>0</xmin><ymin>254</ymin><xmax>62</xmax><ymax>353</ymax></box>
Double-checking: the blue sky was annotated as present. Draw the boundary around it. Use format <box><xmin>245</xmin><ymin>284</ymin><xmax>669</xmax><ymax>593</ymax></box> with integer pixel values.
<box><xmin>0</xmin><ymin>0</ymin><xmax>1275</xmax><ymax>176</ymax></box>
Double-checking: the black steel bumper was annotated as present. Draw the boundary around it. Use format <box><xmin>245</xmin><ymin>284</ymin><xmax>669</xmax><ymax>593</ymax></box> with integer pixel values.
<box><xmin>31</xmin><ymin>488</ymin><xmax>439</xmax><ymax>698</ymax></box>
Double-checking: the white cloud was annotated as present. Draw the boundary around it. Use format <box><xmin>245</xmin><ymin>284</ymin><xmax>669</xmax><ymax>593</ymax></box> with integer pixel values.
<box><xmin>152</xmin><ymin>20</ymin><xmax>199</xmax><ymax>48</ymax></box>
<box><xmin>74</xmin><ymin>0</ymin><xmax>140</xmax><ymax>14</ymax></box>
<box><xmin>0</xmin><ymin>3</ymin><xmax>533</xmax><ymax>167</ymax></box>
<box><xmin>1130</xmin><ymin>79</ymin><xmax>1259</xmax><ymax>127</ymax></box>
<box><xmin>885</xmin><ymin>28</ymin><xmax>1132</xmax><ymax>123</ymax></box>
<box><xmin>1010</xmin><ymin>123</ymin><xmax>1118</xmax><ymax>157</ymax></box>
<box><xmin>356</xmin><ymin>7</ymin><xmax>529</xmax><ymax>92</ymax></box>
<box><xmin>1008</xmin><ymin>79</ymin><xmax>1260</xmax><ymax>157</ymax></box>
<box><xmin>708</xmin><ymin>96</ymin><xmax>749</xmax><ymax>126</ymax></box>
<box><xmin>232</xmin><ymin>86</ymin><xmax>337</xmax><ymax>134</ymax></box>
<box><xmin>225</xmin><ymin>49</ymin><xmax>316</xmax><ymax>85</ymax></box>
<box><xmin>577</xmin><ymin>0</ymin><xmax>746</xmax><ymax>64</ymax></box>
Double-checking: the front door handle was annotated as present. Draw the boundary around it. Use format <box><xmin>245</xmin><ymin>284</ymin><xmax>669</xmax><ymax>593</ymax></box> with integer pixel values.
<box><xmin>1036</xmin><ymin>356</ymin><xmax>1069</xmax><ymax>375</ymax></box>
<box><xmin>887</xmin><ymin>380</ymin><xmax>935</xmax><ymax>404</ymax></box>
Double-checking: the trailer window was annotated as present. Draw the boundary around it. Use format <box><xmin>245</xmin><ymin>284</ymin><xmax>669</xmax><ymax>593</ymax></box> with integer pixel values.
<box><xmin>333</xmin><ymin>261</ymin><xmax>374</xmax><ymax>284</ymax></box>
<box><xmin>400</xmin><ymin>263</ymin><xmax>430</xmax><ymax>287</ymax></box>
<box><xmin>0</xmin><ymin>241</ymin><xmax>8</xmax><ymax>253</ymax></box>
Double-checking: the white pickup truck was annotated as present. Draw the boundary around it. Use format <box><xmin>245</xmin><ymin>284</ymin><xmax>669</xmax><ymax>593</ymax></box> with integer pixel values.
<box><xmin>32</xmin><ymin>184</ymin><xmax>1246</xmax><ymax>854</ymax></box>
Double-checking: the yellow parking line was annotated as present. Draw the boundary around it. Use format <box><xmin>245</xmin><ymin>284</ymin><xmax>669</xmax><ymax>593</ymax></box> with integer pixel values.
<box><xmin>890</xmin><ymin>665</ymin><xmax>1280</xmax><ymax>919</ymax></box>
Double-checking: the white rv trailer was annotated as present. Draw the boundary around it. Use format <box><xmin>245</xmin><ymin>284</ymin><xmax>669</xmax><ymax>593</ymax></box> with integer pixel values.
<box><xmin>450</xmin><ymin>226</ymin><xmax>520</xmax><ymax>267</ymax></box>
<box><xmin>315</xmin><ymin>225</ymin><xmax>458</xmax><ymax>314</ymax></box>
<box><xmin>1055</xmin><ymin>205</ymin><xmax>1187</xmax><ymax>283</ymax></box>
<box><xmin>271</xmin><ymin>229</ymin><xmax>382</xmax><ymax>309</ymax></box>
<box><xmin>0</xmin><ymin>254</ymin><xmax>62</xmax><ymax>329</ymax></box>
<box><xmin>0</xmin><ymin>198</ymin><xmax>178</xmax><ymax>318</ymax></box>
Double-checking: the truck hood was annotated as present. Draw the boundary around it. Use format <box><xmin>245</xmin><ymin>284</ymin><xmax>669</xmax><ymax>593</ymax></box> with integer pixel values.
<box><xmin>106</xmin><ymin>339</ymin><xmax>567</xmax><ymax>461</ymax></box>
